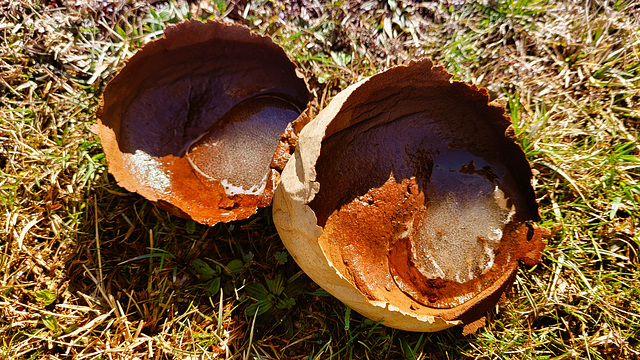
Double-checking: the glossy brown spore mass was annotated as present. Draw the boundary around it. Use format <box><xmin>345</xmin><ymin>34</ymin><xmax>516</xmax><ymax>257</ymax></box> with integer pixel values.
<box><xmin>97</xmin><ymin>20</ymin><xmax>310</xmax><ymax>225</ymax></box>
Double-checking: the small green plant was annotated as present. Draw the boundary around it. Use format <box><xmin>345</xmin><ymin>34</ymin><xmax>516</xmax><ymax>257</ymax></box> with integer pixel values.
<box><xmin>274</xmin><ymin>250</ymin><xmax>288</xmax><ymax>265</ymax></box>
<box><xmin>244</xmin><ymin>272</ymin><xmax>306</xmax><ymax>323</ymax></box>
<box><xmin>40</xmin><ymin>313</ymin><xmax>59</xmax><ymax>334</ymax></box>
<box><xmin>190</xmin><ymin>258</ymin><xmax>246</xmax><ymax>295</ymax></box>
<box><xmin>34</xmin><ymin>289</ymin><xmax>56</xmax><ymax>306</ymax></box>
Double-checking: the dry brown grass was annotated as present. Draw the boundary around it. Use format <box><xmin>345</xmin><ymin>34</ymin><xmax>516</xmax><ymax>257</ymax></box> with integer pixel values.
<box><xmin>1</xmin><ymin>0</ymin><xmax>639</xmax><ymax>359</ymax></box>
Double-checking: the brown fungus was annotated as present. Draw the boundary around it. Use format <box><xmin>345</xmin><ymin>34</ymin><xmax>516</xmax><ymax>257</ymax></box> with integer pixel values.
<box><xmin>272</xmin><ymin>60</ymin><xmax>550</xmax><ymax>333</ymax></box>
<box><xmin>96</xmin><ymin>20</ymin><xmax>310</xmax><ymax>225</ymax></box>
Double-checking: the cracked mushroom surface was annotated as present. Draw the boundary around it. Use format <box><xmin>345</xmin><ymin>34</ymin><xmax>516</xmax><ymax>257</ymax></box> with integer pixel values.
<box><xmin>273</xmin><ymin>60</ymin><xmax>549</xmax><ymax>332</ymax></box>
<box><xmin>97</xmin><ymin>20</ymin><xmax>310</xmax><ymax>225</ymax></box>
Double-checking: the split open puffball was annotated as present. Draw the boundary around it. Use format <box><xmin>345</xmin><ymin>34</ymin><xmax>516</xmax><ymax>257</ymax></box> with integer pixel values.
<box><xmin>273</xmin><ymin>60</ymin><xmax>549</xmax><ymax>333</ymax></box>
<box><xmin>96</xmin><ymin>20</ymin><xmax>310</xmax><ymax>225</ymax></box>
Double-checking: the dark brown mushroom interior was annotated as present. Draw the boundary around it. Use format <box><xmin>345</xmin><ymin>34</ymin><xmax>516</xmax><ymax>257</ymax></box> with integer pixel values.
<box><xmin>98</xmin><ymin>20</ymin><xmax>310</xmax><ymax>225</ymax></box>
<box><xmin>308</xmin><ymin>61</ymin><xmax>542</xmax><ymax>320</ymax></box>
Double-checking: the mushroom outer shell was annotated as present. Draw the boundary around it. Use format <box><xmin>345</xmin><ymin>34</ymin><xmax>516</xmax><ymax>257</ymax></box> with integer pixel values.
<box><xmin>96</xmin><ymin>20</ymin><xmax>310</xmax><ymax>225</ymax></box>
<box><xmin>272</xmin><ymin>59</ymin><xmax>543</xmax><ymax>332</ymax></box>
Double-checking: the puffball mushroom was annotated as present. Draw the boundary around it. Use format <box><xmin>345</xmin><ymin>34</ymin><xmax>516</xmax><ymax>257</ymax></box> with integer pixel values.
<box><xmin>272</xmin><ymin>60</ymin><xmax>549</xmax><ymax>333</ymax></box>
<box><xmin>96</xmin><ymin>20</ymin><xmax>310</xmax><ymax>225</ymax></box>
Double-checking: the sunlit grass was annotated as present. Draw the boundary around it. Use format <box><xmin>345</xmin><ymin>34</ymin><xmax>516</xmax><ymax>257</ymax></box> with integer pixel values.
<box><xmin>0</xmin><ymin>0</ymin><xmax>638</xmax><ymax>359</ymax></box>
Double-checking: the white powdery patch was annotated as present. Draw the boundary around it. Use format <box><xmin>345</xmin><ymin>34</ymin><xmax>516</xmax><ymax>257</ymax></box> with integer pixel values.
<box><xmin>219</xmin><ymin>175</ymin><xmax>268</xmax><ymax>196</ymax></box>
<box><xmin>128</xmin><ymin>149</ymin><xmax>171</xmax><ymax>194</ymax></box>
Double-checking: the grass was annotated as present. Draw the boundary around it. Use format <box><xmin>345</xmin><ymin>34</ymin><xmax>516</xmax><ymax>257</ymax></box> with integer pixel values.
<box><xmin>1</xmin><ymin>0</ymin><xmax>639</xmax><ymax>359</ymax></box>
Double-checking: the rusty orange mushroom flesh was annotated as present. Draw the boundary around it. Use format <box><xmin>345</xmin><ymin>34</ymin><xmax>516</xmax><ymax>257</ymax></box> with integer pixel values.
<box><xmin>273</xmin><ymin>60</ymin><xmax>549</xmax><ymax>333</ymax></box>
<box><xmin>96</xmin><ymin>20</ymin><xmax>310</xmax><ymax>225</ymax></box>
